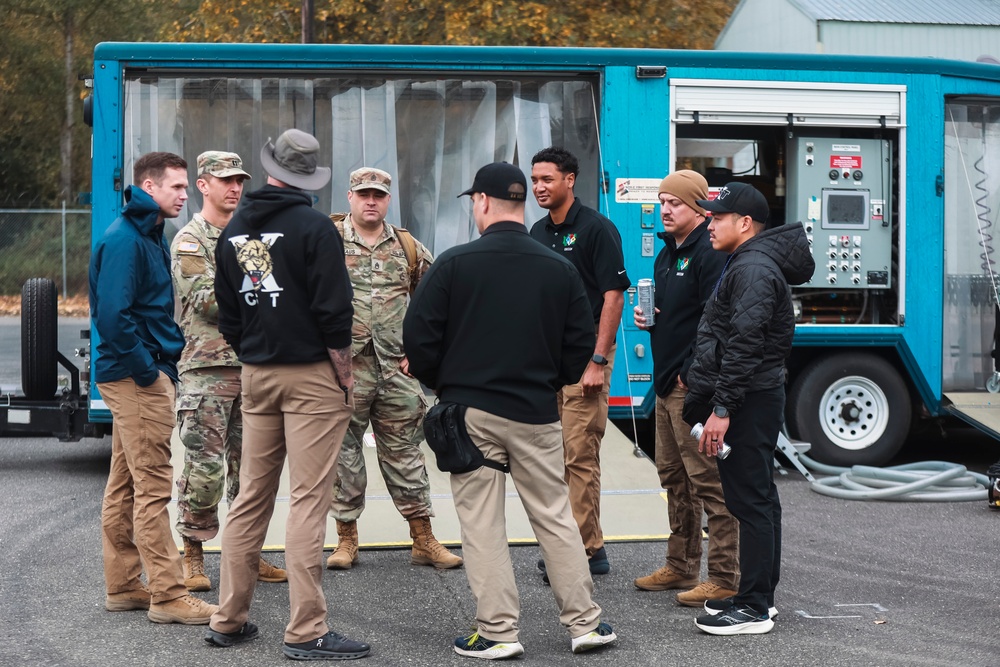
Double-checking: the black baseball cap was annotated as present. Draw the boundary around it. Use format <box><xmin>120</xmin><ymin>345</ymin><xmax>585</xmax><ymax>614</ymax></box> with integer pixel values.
<box><xmin>458</xmin><ymin>162</ymin><xmax>527</xmax><ymax>201</ymax></box>
<box><xmin>697</xmin><ymin>182</ymin><xmax>769</xmax><ymax>224</ymax></box>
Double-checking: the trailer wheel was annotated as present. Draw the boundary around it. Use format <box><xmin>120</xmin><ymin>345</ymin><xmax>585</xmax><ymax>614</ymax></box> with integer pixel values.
<box><xmin>21</xmin><ymin>278</ymin><xmax>59</xmax><ymax>400</ymax></box>
<box><xmin>787</xmin><ymin>353</ymin><xmax>910</xmax><ymax>467</ymax></box>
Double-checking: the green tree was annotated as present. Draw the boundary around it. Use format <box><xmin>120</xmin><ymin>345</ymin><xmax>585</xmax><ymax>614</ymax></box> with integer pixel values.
<box><xmin>0</xmin><ymin>0</ymin><xmax>183</xmax><ymax>207</ymax></box>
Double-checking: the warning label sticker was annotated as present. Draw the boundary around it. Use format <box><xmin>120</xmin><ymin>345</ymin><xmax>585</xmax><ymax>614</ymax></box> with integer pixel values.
<box><xmin>831</xmin><ymin>155</ymin><xmax>862</xmax><ymax>169</ymax></box>
<box><xmin>615</xmin><ymin>178</ymin><xmax>663</xmax><ymax>204</ymax></box>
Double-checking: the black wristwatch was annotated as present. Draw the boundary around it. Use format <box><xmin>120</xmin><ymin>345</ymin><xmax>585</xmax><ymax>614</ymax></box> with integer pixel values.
<box><xmin>712</xmin><ymin>405</ymin><xmax>729</xmax><ymax>419</ymax></box>
<box><xmin>592</xmin><ymin>354</ymin><xmax>609</xmax><ymax>366</ymax></box>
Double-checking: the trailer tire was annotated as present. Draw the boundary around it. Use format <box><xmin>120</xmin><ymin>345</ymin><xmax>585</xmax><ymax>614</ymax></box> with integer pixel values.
<box><xmin>21</xmin><ymin>277</ymin><xmax>59</xmax><ymax>400</ymax></box>
<box><xmin>787</xmin><ymin>353</ymin><xmax>910</xmax><ymax>467</ymax></box>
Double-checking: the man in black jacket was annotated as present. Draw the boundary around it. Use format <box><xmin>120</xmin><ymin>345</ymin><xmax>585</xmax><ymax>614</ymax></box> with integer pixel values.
<box><xmin>404</xmin><ymin>162</ymin><xmax>617</xmax><ymax>659</ymax></box>
<box><xmin>632</xmin><ymin>171</ymin><xmax>739</xmax><ymax>609</ymax></box>
<box><xmin>207</xmin><ymin>129</ymin><xmax>370</xmax><ymax>660</ymax></box>
<box><xmin>683</xmin><ymin>182</ymin><xmax>815</xmax><ymax>636</ymax></box>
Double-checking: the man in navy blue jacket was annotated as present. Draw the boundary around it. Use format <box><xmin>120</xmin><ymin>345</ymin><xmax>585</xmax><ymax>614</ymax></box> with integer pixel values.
<box><xmin>89</xmin><ymin>151</ymin><xmax>218</xmax><ymax>625</ymax></box>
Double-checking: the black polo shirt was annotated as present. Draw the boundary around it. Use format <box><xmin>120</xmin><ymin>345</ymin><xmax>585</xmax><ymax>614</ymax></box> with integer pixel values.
<box><xmin>530</xmin><ymin>198</ymin><xmax>631</xmax><ymax>322</ymax></box>
<box><xmin>649</xmin><ymin>222</ymin><xmax>727</xmax><ymax>397</ymax></box>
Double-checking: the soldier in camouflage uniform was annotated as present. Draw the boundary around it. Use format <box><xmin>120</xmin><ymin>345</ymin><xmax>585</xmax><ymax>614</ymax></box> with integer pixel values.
<box><xmin>326</xmin><ymin>167</ymin><xmax>462</xmax><ymax>570</ymax></box>
<box><xmin>171</xmin><ymin>151</ymin><xmax>287</xmax><ymax>591</ymax></box>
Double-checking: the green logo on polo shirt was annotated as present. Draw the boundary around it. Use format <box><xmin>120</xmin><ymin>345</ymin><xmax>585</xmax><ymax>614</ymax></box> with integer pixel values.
<box><xmin>563</xmin><ymin>233</ymin><xmax>577</xmax><ymax>247</ymax></box>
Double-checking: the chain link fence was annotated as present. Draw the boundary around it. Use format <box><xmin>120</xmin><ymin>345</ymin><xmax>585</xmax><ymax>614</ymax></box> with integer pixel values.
<box><xmin>0</xmin><ymin>206</ymin><xmax>91</xmax><ymax>299</ymax></box>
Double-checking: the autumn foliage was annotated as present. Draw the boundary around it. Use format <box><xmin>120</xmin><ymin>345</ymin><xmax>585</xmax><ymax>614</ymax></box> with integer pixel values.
<box><xmin>167</xmin><ymin>0</ymin><xmax>737</xmax><ymax>50</ymax></box>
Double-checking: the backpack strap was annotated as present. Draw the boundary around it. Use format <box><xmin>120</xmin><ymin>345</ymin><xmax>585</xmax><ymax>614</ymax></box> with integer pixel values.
<box><xmin>391</xmin><ymin>225</ymin><xmax>420</xmax><ymax>294</ymax></box>
<box><xmin>329</xmin><ymin>213</ymin><xmax>348</xmax><ymax>237</ymax></box>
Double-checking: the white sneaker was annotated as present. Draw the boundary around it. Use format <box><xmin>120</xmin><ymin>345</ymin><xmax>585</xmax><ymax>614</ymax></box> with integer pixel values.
<box><xmin>571</xmin><ymin>622</ymin><xmax>617</xmax><ymax>653</ymax></box>
<box><xmin>453</xmin><ymin>631</ymin><xmax>525</xmax><ymax>660</ymax></box>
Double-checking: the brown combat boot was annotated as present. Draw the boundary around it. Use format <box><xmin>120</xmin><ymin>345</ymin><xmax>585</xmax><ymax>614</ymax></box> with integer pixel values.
<box><xmin>182</xmin><ymin>537</ymin><xmax>211</xmax><ymax>592</ymax></box>
<box><xmin>147</xmin><ymin>594</ymin><xmax>218</xmax><ymax>625</ymax></box>
<box><xmin>105</xmin><ymin>585</ymin><xmax>151</xmax><ymax>612</ymax></box>
<box><xmin>326</xmin><ymin>520</ymin><xmax>359</xmax><ymax>570</ymax></box>
<box><xmin>408</xmin><ymin>516</ymin><xmax>463</xmax><ymax>569</ymax></box>
<box><xmin>258</xmin><ymin>555</ymin><xmax>288</xmax><ymax>582</ymax></box>
<box><xmin>633</xmin><ymin>565</ymin><xmax>698</xmax><ymax>592</ymax></box>
<box><xmin>676</xmin><ymin>580</ymin><xmax>738</xmax><ymax>607</ymax></box>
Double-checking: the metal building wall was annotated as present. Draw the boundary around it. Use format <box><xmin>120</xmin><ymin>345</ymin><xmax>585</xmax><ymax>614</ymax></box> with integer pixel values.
<box><xmin>716</xmin><ymin>0</ymin><xmax>1000</xmax><ymax>61</ymax></box>
<box><xmin>817</xmin><ymin>23</ymin><xmax>1000</xmax><ymax>61</ymax></box>
<box><xmin>716</xmin><ymin>0</ymin><xmax>817</xmax><ymax>52</ymax></box>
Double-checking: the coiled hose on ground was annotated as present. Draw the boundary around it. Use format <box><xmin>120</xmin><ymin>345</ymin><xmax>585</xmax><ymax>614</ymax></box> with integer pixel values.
<box><xmin>798</xmin><ymin>454</ymin><xmax>991</xmax><ymax>502</ymax></box>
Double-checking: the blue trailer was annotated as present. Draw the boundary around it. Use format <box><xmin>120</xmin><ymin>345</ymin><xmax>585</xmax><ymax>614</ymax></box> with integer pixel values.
<box><xmin>7</xmin><ymin>43</ymin><xmax>999</xmax><ymax>466</ymax></box>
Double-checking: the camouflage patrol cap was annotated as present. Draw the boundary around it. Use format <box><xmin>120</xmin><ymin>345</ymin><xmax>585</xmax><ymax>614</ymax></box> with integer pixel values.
<box><xmin>349</xmin><ymin>167</ymin><xmax>391</xmax><ymax>194</ymax></box>
<box><xmin>197</xmin><ymin>151</ymin><xmax>251</xmax><ymax>179</ymax></box>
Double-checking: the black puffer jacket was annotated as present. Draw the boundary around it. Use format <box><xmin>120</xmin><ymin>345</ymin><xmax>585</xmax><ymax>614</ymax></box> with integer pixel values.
<box><xmin>685</xmin><ymin>223</ymin><xmax>815</xmax><ymax>414</ymax></box>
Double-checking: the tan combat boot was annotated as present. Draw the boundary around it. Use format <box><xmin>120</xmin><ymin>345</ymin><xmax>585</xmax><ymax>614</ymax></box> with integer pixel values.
<box><xmin>633</xmin><ymin>565</ymin><xmax>698</xmax><ymax>592</ymax></box>
<box><xmin>326</xmin><ymin>520</ymin><xmax>359</xmax><ymax>570</ymax></box>
<box><xmin>147</xmin><ymin>594</ymin><xmax>219</xmax><ymax>625</ymax></box>
<box><xmin>258</xmin><ymin>555</ymin><xmax>288</xmax><ymax>583</ymax></box>
<box><xmin>182</xmin><ymin>537</ymin><xmax>211</xmax><ymax>592</ymax></box>
<box><xmin>676</xmin><ymin>580</ymin><xmax>738</xmax><ymax>607</ymax></box>
<box><xmin>408</xmin><ymin>516</ymin><xmax>463</xmax><ymax>569</ymax></box>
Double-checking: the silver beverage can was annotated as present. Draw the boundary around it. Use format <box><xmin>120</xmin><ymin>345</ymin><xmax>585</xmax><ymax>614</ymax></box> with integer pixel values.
<box><xmin>689</xmin><ymin>423</ymin><xmax>731</xmax><ymax>459</ymax></box>
<box><xmin>637</xmin><ymin>278</ymin><xmax>654</xmax><ymax>319</ymax></box>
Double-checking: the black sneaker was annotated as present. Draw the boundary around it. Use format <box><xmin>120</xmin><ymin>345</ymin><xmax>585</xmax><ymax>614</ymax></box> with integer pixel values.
<box><xmin>453</xmin><ymin>631</ymin><xmax>524</xmax><ymax>659</ymax></box>
<box><xmin>541</xmin><ymin>547</ymin><xmax>609</xmax><ymax>585</ymax></box>
<box><xmin>283</xmin><ymin>631</ymin><xmax>371</xmax><ymax>660</ymax></box>
<box><xmin>588</xmin><ymin>547</ymin><xmax>610</xmax><ymax>575</ymax></box>
<box><xmin>695</xmin><ymin>605</ymin><xmax>774</xmax><ymax>635</ymax></box>
<box><xmin>205</xmin><ymin>622</ymin><xmax>259</xmax><ymax>647</ymax></box>
<box><xmin>704</xmin><ymin>597</ymin><xmax>778</xmax><ymax>619</ymax></box>
<box><xmin>570</xmin><ymin>621</ymin><xmax>617</xmax><ymax>653</ymax></box>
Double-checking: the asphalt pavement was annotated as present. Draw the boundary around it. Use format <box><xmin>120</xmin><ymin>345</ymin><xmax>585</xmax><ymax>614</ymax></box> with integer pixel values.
<box><xmin>2</xmin><ymin>317</ymin><xmax>1000</xmax><ymax>665</ymax></box>
<box><xmin>2</xmin><ymin>433</ymin><xmax>1000</xmax><ymax>665</ymax></box>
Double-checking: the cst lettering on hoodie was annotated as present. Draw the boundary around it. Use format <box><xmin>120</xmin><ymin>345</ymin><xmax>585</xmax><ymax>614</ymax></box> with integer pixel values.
<box><xmin>228</xmin><ymin>233</ymin><xmax>285</xmax><ymax>307</ymax></box>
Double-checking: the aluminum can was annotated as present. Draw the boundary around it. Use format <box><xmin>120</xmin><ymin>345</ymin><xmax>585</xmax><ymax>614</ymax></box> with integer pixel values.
<box><xmin>689</xmin><ymin>422</ymin><xmax>731</xmax><ymax>459</ymax></box>
<box><xmin>637</xmin><ymin>278</ymin><xmax>655</xmax><ymax>319</ymax></box>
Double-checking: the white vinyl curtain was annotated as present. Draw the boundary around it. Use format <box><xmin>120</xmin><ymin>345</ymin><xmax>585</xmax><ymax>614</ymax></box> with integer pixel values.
<box><xmin>122</xmin><ymin>73</ymin><xmax>599</xmax><ymax>256</ymax></box>
<box><xmin>943</xmin><ymin>101</ymin><xmax>1000</xmax><ymax>391</ymax></box>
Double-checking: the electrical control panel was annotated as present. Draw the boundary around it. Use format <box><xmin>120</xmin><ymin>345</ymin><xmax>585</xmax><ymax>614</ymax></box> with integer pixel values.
<box><xmin>786</xmin><ymin>137</ymin><xmax>892</xmax><ymax>289</ymax></box>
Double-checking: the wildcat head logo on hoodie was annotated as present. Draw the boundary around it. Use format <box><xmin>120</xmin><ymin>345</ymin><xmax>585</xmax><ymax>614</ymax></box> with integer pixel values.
<box><xmin>229</xmin><ymin>233</ymin><xmax>284</xmax><ymax>306</ymax></box>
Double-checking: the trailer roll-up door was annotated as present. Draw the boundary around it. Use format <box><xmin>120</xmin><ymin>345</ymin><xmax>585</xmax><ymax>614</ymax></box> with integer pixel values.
<box><xmin>670</xmin><ymin>79</ymin><xmax>905</xmax><ymax>128</ymax></box>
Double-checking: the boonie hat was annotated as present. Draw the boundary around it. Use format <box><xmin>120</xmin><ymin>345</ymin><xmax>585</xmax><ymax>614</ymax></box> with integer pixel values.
<box><xmin>659</xmin><ymin>170</ymin><xmax>708</xmax><ymax>216</ymax></box>
<box><xmin>350</xmin><ymin>167</ymin><xmax>392</xmax><ymax>194</ymax></box>
<box><xmin>197</xmin><ymin>151</ymin><xmax>251</xmax><ymax>179</ymax></box>
<box><xmin>458</xmin><ymin>162</ymin><xmax>527</xmax><ymax>201</ymax></box>
<box><xmin>697</xmin><ymin>182</ymin><xmax>769</xmax><ymax>224</ymax></box>
<box><xmin>260</xmin><ymin>129</ymin><xmax>331</xmax><ymax>191</ymax></box>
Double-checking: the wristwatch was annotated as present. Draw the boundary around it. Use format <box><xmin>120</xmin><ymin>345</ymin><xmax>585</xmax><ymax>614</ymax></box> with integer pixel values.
<box><xmin>712</xmin><ymin>405</ymin><xmax>729</xmax><ymax>419</ymax></box>
<box><xmin>592</xmin><ymin>354</ymin><xmax>609</xmax><ymax>366</ymax></box>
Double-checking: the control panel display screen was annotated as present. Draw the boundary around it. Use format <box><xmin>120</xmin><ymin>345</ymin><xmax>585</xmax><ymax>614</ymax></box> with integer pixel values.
<box><xmin>822</xmin><ymin>190</ymin><xmax>870</xmax><ymax>229</ymax></box>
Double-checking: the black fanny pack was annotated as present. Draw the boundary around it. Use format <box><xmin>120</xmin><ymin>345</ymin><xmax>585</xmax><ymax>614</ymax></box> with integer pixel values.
<box><xmin>423</xmin><ymin>402</ymin><xmax>509</xmax><ymax>475</ymax></box>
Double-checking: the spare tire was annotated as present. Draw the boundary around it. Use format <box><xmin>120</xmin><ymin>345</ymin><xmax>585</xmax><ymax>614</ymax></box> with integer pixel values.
<box><xmin>21</xmin><ymin>277</ymin><xmax>58</xmax><ymax>400</ymax></box>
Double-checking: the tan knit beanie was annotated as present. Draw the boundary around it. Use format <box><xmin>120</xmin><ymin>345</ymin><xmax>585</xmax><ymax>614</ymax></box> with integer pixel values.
<box><xmin>658</xmin><ymin>170</ymin><xmax>709</xmax><ymax>216</ymax></box>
